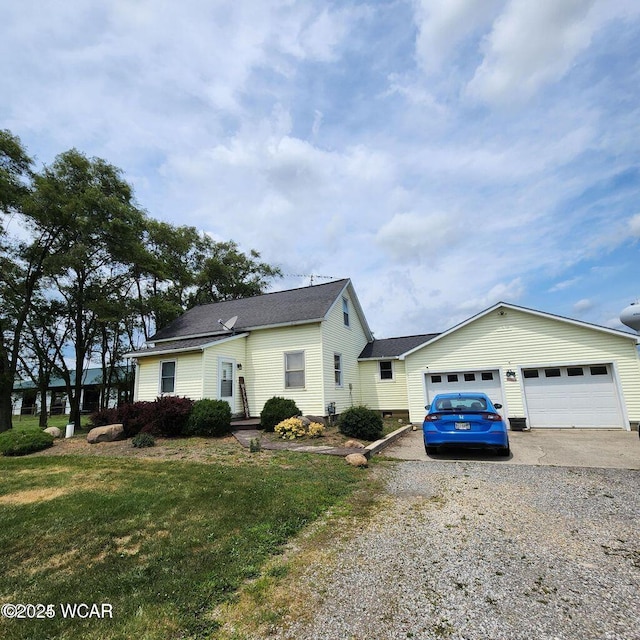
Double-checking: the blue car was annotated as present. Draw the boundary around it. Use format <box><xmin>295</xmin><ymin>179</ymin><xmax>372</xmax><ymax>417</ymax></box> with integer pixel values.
<box><xmin>423</xmin><ymin>392</ymin><xmax>510</xmax><ymax>456</ymax></box>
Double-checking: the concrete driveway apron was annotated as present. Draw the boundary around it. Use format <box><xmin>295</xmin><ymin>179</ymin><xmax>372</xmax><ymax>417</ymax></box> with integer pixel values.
<box><xmin>382</xmin><ymin>428</ymin><xmax>640</xmax><ymax>470</ymax></box>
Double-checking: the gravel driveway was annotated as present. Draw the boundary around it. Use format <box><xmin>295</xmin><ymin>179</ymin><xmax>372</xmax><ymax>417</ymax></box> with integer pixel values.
<box><xmin>276</xmin><ymin>461</ymin><xmax>640</xmax><ymax>640</ymax></box>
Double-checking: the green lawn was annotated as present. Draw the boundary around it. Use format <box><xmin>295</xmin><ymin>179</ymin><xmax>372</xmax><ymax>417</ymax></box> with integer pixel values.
<box><xmin>0</xmin><ymin>451</ymin><xmax>371</xmax><ymax>639</ymax></box>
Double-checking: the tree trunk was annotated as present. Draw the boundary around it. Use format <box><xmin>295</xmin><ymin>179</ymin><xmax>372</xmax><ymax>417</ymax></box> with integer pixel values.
<box><xmin>0</xmin><ymin>385</ymin><xmax>13</xmax><ymax>433</ymax></box>
<box><xmin>38</xmin><ymin>385</ymin><xmax>48</xmax><ymax>428</ymax></box>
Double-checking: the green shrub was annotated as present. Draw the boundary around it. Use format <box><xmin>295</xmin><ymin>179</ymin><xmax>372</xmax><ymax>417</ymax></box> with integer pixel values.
<box><xmin>0</xmin><ymin>429</ymin><xmax>54</xmax><ymax>456</ymax></box>
<box><xmin>338</xmin><ymin>406</ymin><xmax>383</xmax><ymax>441</ymax></box>
<box><xmin>260</xmin><ymin>397</ymin><xmax>300</xmax><ymax>432</ymax></box>
<box><xmin>185</xmin><ymin>399</ymin><xmax>232</xmax><ymax>437</ymax></box>
<box><xmin>131</xmin><ymin>432</ymin><xmax>156</xmax><ymax>448</ymax></box>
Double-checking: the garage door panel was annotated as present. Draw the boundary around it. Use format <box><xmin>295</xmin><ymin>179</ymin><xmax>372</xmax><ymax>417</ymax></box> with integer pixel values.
<box><xmin>425</xmin><ymin>370</ymin><xmax>504</xmax><ymax>412</ymax></box>
<box><xmin>523</xmin><ymin>364</ymin><xmax>623</xmax><ymax>428</ymax></box>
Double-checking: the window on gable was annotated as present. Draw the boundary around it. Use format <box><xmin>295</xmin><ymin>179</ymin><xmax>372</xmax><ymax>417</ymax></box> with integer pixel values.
<box><xmin>379</xmin><ymin>361</ymin><xmax>393</xmax><ymax>380</ymax></box>
<box><xmin>160</xmin><ymin>361</ymin><xmax>176</xmax><ymax>394</ymax></box>
<box><xmin>342</xmin><ymin>297</ymin><xmax>350</xmax><ymax>327</ymax></box>
<box><xmin>285</xmin><ymin>351</ymin><xmax>305</xmax><ymax>388</ymax></box>
<box><xmin>334</xmin><ymin>353</ymin><xmax>343</xmax><ymax>387</ymax></box>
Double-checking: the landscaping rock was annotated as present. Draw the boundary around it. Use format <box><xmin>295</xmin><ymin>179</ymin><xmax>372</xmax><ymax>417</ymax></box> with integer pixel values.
<box><xmin>44</xmin><ymin>427</ymin><xmax>62</xmax><ymax>438</ymax></box>
<box><xmin>345</xmin><ymin>453</ymin><xmax>368</xmax><ymax>467</ymax></box>
<box><xmin>305</xmin><ymin>415</ymin><xmax>326</xmax><ymax>426</ymax></box>
<box><xmin>344</xmin><ymin>439</ymin><xmax>365</xmax><ymax>449</ymax></box>
<box><xmin>87</xmin><ymin>424</ymin><xmax>124</xmax><ymax>444</ymax></box>
<box><xmin>297</xmin><ymin>415</ymin><xmax>311</xmax><ymax>427</ymax></box>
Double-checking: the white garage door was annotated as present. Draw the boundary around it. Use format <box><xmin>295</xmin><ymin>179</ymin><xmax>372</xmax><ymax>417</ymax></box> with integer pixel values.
<box><xmin>425</xmin><ymin>370</ymin><xmax>504</xmax><ymax>410</ymax></box>
<box><xmin>522</xmin><ymin>364</ymin><xmax>624</xmax><ymax>428</ymax></box>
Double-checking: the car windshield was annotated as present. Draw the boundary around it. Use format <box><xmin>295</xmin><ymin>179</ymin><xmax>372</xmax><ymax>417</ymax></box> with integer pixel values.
<box><xmin>434</xmin><ymin>397</ymin><xmax>488</xmax><ymax>412</ymax></box>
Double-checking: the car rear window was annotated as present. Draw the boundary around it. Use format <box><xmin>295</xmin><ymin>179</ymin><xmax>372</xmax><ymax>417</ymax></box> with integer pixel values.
<box><xmin>434</xmin><ymin>397</ymin><xmax>488</xmax><ymax>411</ymax></box>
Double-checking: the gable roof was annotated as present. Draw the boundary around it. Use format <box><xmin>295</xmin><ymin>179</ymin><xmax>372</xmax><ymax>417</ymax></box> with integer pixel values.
<box><xmin>358</xmin><ymin>334</ymin><xmax>440</xmax><ymax>360</ymax></box>
<box><xmin>149</xmin><ymin>278</ymin><xmax>372</xmax><ymax>343</ymax></box>
<box><xmin>400</xmin><ymin>301</ymin><xmax>640</xmax><ymax>359</ymax></box>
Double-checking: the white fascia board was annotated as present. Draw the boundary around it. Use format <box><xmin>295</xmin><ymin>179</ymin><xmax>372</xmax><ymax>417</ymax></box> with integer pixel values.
<box><xmin>126</xmin><ymin>333</ymin><xmax>249</xmax><ymax>359</ymax></box>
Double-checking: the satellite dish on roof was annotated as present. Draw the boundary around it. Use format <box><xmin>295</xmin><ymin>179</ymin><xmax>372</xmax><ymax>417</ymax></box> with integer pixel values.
<box><xmin>218</xmin><ymin>316</ymin><xmax>238</xmax><ymax>332</ymax></box>
<box><xmin>620</xmin><ymin>302</ymin><xmax>640</xmax><ymax>333</ymax></box>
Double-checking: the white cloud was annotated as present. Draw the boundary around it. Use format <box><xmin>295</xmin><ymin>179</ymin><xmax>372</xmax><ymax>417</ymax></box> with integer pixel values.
<box><xmin>629</xmin><ymin>213</ymin><xmax>640</xmax><ymax>237</ymax></box>
<box><xmin>467</xmin><ymin>0</ymin><xmax>598</xmax><ymax>104</ymax></box>
<box><xmin>573</xmin><ymin>298</ymin><xmax>595</xmax><ymax>313</ymax></box>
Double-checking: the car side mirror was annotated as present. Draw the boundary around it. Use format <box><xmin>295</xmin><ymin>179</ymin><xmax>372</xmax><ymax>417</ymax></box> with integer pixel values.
<box><xmin>494</xmin><ymin>403</ymin><xmax>502</xmax><ymax>409</ymax></box>
<box><xmin>425</xmin><ymin>404</ymin><xmax>431</xmax><ymax>411</ymax></box>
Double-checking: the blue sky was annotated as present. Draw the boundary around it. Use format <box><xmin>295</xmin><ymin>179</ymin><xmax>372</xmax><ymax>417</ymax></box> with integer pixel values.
<box><xmin>2</xmin><ymin>0</ymin><xmax>639</xmax><ymax>338</ymax></box>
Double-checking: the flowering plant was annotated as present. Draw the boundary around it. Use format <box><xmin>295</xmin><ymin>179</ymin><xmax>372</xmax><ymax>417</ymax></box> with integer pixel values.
<box><xmin>274</xmin><ymin>417</ymin><xmax>325</xmax><ymax>439</ymax></box>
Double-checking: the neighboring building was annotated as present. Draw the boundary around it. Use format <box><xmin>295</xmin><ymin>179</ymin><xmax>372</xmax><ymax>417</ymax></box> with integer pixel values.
<box><xmin>129</xmin><ymin>280</ymin><xmax>640</xmax><ymax>430</ymax></box>
<box><xmin>12</xmin><ymin>366</ymin><xmax>131</xmax><ymax>416</ymax></box>
<box><xmin>127</xmin><ymin>279</ymin><xmax>373</xmax><ymax>418</ymax></box>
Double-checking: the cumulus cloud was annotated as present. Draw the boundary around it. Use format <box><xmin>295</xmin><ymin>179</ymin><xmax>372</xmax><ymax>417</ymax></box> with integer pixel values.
<box><xmin>375</xmin><ymin>211</ymin><xmax>461</xmax><ymax>261</ymax></box>
<box><xmin>467</xmin><ymin>0</ymin><xmax>598</xmax><ymax>104</ymax></box>
<box><xmin>573</xmin><ymin>298</ymin><xmax>595</xmax><ymax>313</ymax></box>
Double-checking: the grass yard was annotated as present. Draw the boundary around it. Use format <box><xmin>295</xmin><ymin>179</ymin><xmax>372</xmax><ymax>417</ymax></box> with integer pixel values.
<box><xmin>0</xmin><ymin>448</ymin><xmax>373</xmax><ymax>639</ymax></box>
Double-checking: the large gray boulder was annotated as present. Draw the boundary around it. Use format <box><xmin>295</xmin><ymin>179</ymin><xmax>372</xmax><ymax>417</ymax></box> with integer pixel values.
<box><xmin>87</xmin><ymin>424</ymin><xmax>124</xmax><ymax>444</ymax></box>
<box><xmin>44</xmin><ymin>427</ymin><xmax>62</xmax><ymax>438</ymax></box>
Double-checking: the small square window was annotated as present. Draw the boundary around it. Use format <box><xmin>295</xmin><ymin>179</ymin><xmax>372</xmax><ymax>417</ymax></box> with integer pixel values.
<box><xmin>464</xmin><ymin>373</ymin><xmax>476</xmax><ymax>382</ymax></box>
<box><xmin>447</xmin><ymin>374</ymin><xmax>458</xmax><ymax>383</ymax></box>
<box><xmin>431</xmin><ymin>375</ymin><xmax>442</xmax><ymax>383</ymax></box>
<box><xmin>590</xmin><ymin>365</ymin><xmax>608</xmax><ymax>376</ymax></box>
<box><xmin>481</xmin><ymin>372</ymin><xmax>494</xmax><ymax>381</ymax></box>
<box><xmin>379</xmin><ymin>361</ymin><xmax>393</xmax><ymax>380</ymax></box>
<box><xmin>567</xmin><ymin>367</ymin><xmax>584</xmax><ymax>377</ymax></box>
<box><xmin>545</xmin><ymin>368</ymin><xmax>561</xmax><ymax>378</ymax></box>
<box><xmin>523</xmin><ymin>369</ymin><xmax>539</xmax><ymax>379</ymax></box>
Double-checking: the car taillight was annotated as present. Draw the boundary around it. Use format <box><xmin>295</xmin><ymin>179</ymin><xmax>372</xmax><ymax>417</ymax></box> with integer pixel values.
<box><xmin>425</xmin><ymin>414</ymin><xmax>440</xmax><ymax>421</ymax></box>
<box><xmin>483</xmin><ymin>413</ymin><xmax>502</xmax><ymax>421</ymax></box>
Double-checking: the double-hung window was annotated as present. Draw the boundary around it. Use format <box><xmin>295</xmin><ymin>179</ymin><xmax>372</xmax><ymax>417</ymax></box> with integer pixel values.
<box><xmin>285</xmin><ymin>351</ymin><xmax>305</xmax><ymax>388</ymax></box>
<box><xmin>379</xmin><ymin>360</ymin><xmax>393</xmax><ymax>380</ymax></box>
<box><xmin>334</xmin><ymin>354</ymin><xmax>343</xmax><ymax>387</ymax></box>
<box><xmin>160</xmin><ymin>361</ymin><xmax>176</xmax><ymax>394</ymax></box>
<box><xmin>342</xmin><ymin>297</ymin><xmax>350</xmax><ymax>327</ymax></box>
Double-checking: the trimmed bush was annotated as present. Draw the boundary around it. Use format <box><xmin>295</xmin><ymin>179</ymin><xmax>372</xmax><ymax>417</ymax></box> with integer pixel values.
<box><xmin>131</xmin><ymin>432</ymin><xmax>156</xmax><ymax>448</ymax></box>
<box><xmin>185</xmin><ymin>399</ymin><xmax>232</xmax><ymax>437</ymax></box>
<box><xmin>89</xmin><ymin>407</ymin><xmax>120</xmax><ymax>427</ymax></box>
<box><xmin>144</xmin><ymin>396</ymin><xmax>194</xmax><ymax>437</ymax></box>
<box><xmin>0</xmin><ymin>429</ymin><xmax>54</xmax><ymax>456</ymax></box>
<box><xmin>338</xmin><ymin>406</ymin><xmax>383</xmax><ymax>441</ymax></box>
<box><xmin>260</xmin><ymin>397</ymin><xmax>300</xmax><ymax>432</ymax></box>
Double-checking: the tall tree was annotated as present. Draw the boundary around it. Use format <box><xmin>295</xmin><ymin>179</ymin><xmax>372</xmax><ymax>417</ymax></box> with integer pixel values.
<box><xmin>32</xmin><ymin>149</ymin><xmax>148</xmax><ymax>429</ymax></box>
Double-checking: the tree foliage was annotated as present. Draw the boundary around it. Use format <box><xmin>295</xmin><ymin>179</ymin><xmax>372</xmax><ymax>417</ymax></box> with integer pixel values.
<box><xmin>0</xmin><ymin>131</ymin><xmax>281</xmax><ymax>432</ymax></box>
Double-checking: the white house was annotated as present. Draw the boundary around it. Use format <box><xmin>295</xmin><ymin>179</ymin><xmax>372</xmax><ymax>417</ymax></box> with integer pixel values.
<box><xmin>129</xmin><ymin>281</ymin><xmax>640</xmax><ymax>430</ymax></box>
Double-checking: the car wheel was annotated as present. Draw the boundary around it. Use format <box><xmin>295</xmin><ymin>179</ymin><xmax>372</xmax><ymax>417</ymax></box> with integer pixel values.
<box><xmin>497</xmin><ymin>445</ymin><xmax>510</xmax><ymax>457</ymax></box>
<box><xmin>425</xmin><ymin>445</ymin><xmax>438</xmax><ymax>455</ymax></box>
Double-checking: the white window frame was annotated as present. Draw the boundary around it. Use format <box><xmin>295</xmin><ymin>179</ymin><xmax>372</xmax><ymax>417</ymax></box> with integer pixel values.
<box><xmin>342</xmin><ymin>297</ymin><xmax>350</xmax><ymax>327</ymax></box>
<box><xmin>379</xmin><ymin>360</ymin><xmax>394</xmax><ymax>381</ymax></box>
<box><xmin>284</xmin><ymin>351</ymin><xmax>305</xmax><ymax>389</ymax></box>
<box><xmin>159</xmin><ymin>360</ymin><xmax>176</xmax><ymax>395</ymax></box>
<box><xmin>334</xmin><ymin>353</ymin><xmax>343</xmax><ymax>387</ymax></box>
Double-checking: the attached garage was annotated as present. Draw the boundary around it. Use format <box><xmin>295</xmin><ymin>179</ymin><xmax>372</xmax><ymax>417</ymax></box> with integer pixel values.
<box><xmin>522</xmin><ymin>364</ymin><xmax>625</xmax><ymax>428</ymax></box>
<box><xmin>399</xmin><ymin>302</ymin><xmax>640</xmax><ymax>429</ymax></box>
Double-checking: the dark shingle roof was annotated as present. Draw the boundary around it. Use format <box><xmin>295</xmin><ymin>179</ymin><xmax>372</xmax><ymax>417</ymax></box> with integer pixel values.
<box><xmin>358</xmin><ymin>333</ymin><xmax>439</xmax><ymax>359</ymax></box>
<box><xmin>151</xmin><ymin>279</ymin><xmax>352</xmax><ymax>342</ymax></box>
<box><xmin>127</xmin><ymin>335</ymin><xmax>240</xmax><ymax>358</ymax></box>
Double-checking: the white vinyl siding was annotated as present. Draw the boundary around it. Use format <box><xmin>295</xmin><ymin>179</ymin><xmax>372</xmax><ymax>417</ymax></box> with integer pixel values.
<box><xmin>404</xmin><ymin>307</ymin><xmax>640</xmax><ymax>426</ymax></box>
<box><xmin>244</xmin><ymin>323</ymin><xmax>324</xmax><ymax>417</ymax></box>
<box><xmin>202</xmin><ymin>336</ymin><xmax>247</xmax><ymax>415</ymax></box>
<box><xmin>321</xmin><ymin>287</ymin><xmax>370</xmax><ymax>414</ymax></box>
<box><xmin>135</xmin><ymin>352</ymin><xmax>204</xmax><ymax>401</ymax></box>
<box><xmin>359</xmin><ymin>359</ymin><xmax>409</xmax><ymax>411</ymax></box>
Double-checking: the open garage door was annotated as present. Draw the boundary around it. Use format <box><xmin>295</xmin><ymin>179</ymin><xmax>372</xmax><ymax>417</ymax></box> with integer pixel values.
<box><xmin>425</xmin><ymin>370</ymin><xmax>504</xmax><ymax>410</ymax></box>
<box><xmin>522</xmin><ymin>364</ymin><xmax>624</xmax><ymax>428</ymax></box>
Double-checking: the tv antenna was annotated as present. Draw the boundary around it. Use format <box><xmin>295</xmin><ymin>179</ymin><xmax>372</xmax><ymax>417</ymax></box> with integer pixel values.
<box><xmin>218</xmin><ymin>315</ymin><xmax>238</xmax><ymax>333</ymax></box>
<box><xmin>284</xmin><ymin>273</ymin><xmax>338</xmax><ymax>285</ymax></box>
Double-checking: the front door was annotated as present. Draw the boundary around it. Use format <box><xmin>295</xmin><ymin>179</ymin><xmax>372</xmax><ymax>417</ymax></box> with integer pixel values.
<box><xmin>218</xmin><ymin>358</ymin><xmax>235</xmax><ymax>409</ymax></box>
